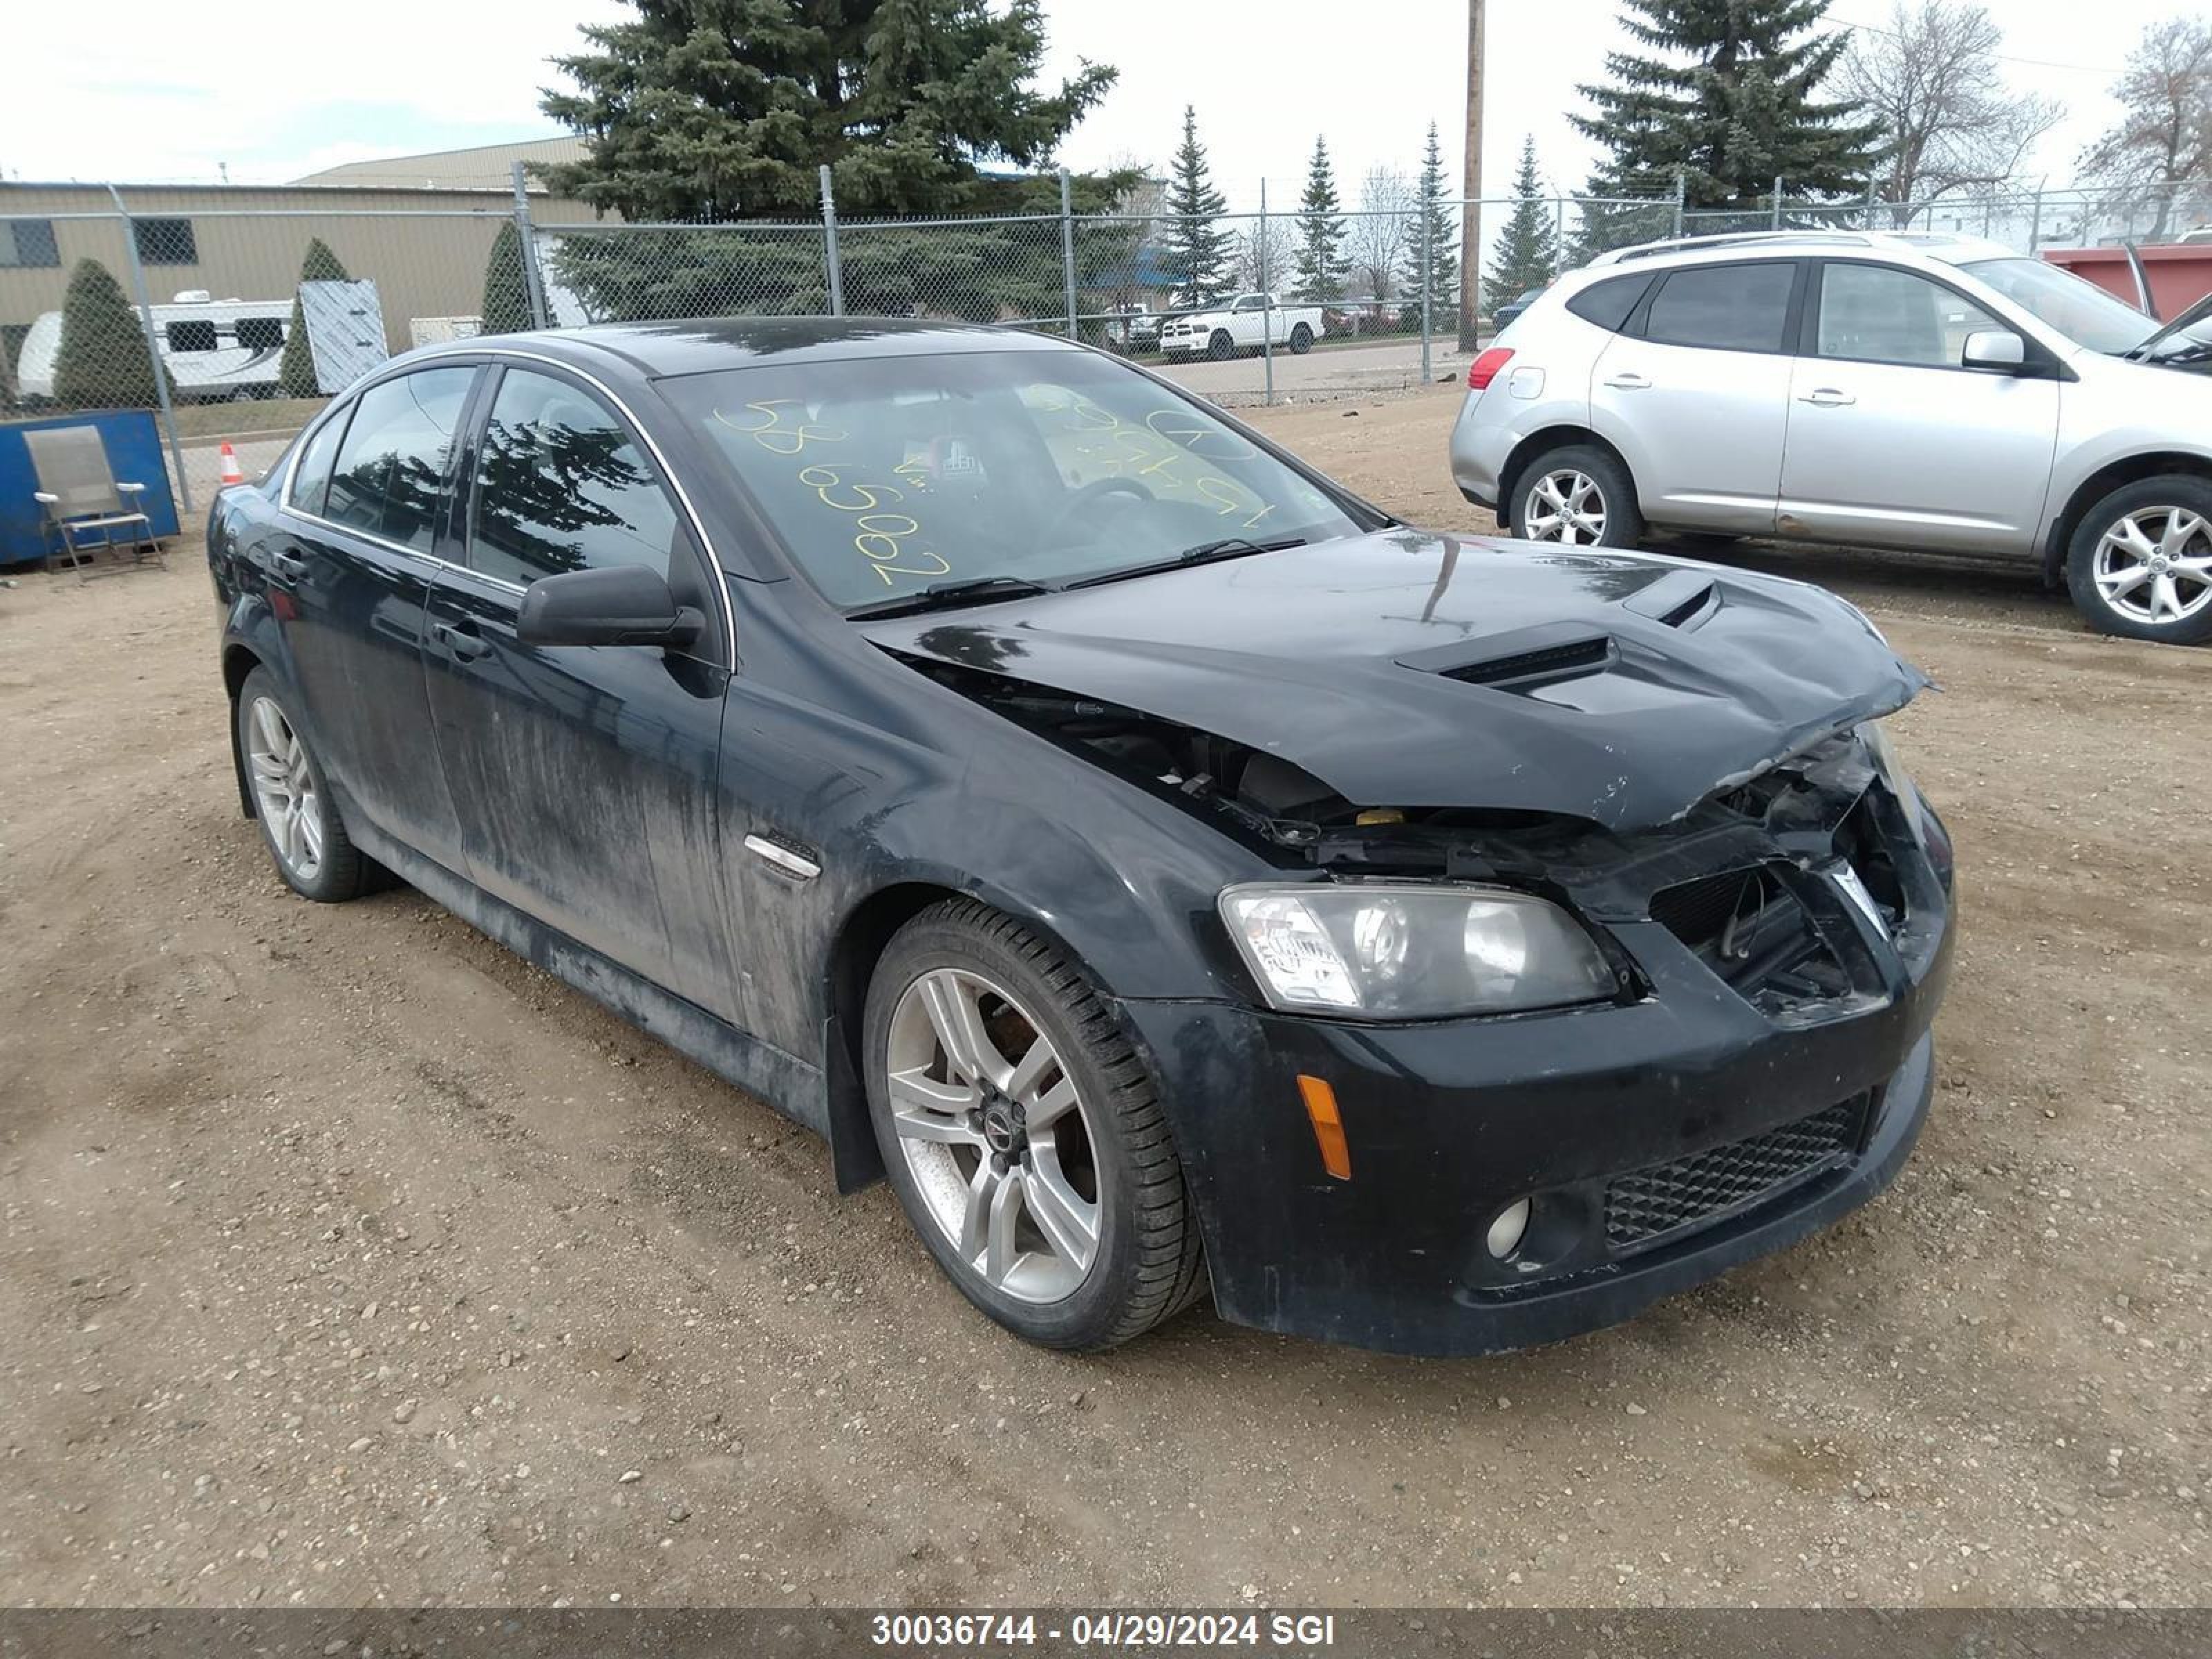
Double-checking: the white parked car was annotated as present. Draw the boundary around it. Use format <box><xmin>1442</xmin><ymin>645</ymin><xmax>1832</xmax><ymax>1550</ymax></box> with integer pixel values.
<box><xmin>1449</xmin><ymin>231</ymin><xmax>2212</xmax><ymax>643</ymax></box>
<box><xmin>1161</xmin><ymin>292</ymin><xmax>1325</xmax><ymax>361</ymax></box>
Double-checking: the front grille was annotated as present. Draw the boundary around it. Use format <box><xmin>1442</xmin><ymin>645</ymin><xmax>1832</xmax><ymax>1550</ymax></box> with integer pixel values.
<box><xmin>1649</xmin><ymin>865</ymin><xmax>1855</xmax><ymax>1014</ymax></box>
<box><xmin>1605</xmin><ymin>1096</ymin><xmax>1866</xmax><ymax>1252</ymax></box>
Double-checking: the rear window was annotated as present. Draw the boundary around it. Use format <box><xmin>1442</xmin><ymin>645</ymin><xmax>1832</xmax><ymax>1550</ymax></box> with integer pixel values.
<box><xmin>1645</xmin><ymin>263</ymin><xmax>1796</xmax><ymax>353</ymax></box>
<box><xmin>1564</xmin><ymin>274</ymin><xmax>1651</xmax><ymax>334</ymax></box>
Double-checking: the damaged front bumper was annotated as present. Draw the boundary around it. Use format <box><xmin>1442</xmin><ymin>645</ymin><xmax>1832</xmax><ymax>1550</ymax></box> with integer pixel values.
<box><xmin>1118</xmin><ymin>735</ymin><xmax>1958</xmax><ymax>1358</ymax></box>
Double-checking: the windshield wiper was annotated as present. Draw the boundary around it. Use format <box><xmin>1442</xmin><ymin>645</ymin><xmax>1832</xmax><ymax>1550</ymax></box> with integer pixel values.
<box><xmin>845</xmin><ymin>575</ymin><xmax>1054</xmax><ymax>620</ymax></box>
<box><xmin>1065</xmin><ymin>535</ymin><xmax>1309</xmax><ymax>591</ymax></box>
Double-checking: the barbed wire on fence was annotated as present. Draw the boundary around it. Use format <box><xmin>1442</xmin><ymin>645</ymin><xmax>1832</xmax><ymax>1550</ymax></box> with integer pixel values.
<box><xmin>3</xmin><ymin>174</ymin><xmax>2201</xmax><ymax>515</ymax></box>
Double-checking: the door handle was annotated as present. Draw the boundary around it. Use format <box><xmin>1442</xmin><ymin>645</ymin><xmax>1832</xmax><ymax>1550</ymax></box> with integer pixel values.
<box><xmin>1602</xmin><ymin>372</ymin><xmax>1651</xmax><ymax>391</ymax></box>
<box><xmin>265</xmin><ymin>548</ymin><xmax>307</xmax><ymax>583</ymax></box>
<box><xmin>431</xmin><ymin>620</ymin><xmax>493</xmax><ymax>663</ymax></box>
<box><xmin>1799</xmin><ymin>388</ymin><xmax>1856</xmax><ymax>406</ymax></box>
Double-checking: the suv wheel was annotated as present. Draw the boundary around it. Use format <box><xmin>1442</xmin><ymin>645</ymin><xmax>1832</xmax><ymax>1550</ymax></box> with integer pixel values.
<box><xmin>863</xmin><ymin>899</ymin><xmax>1208</xmax><ymax>1351</ymax></box>
<box><xmin>2068</xmin><ymin>476</ymin><xmax>2212</xmax><ymax>644</ymax></box>
<box><xmin>1510</xmin><ymin>444</ymin><xmax>1643</xmax><ymax>549</ymax></box>
<box><xmin>1288</xmin><ymin>322</ymin><xmax>1313</xmax><ymax>355</ymax></box>
<box><xmin>1207</xmin><ymin>329</ymin><xmax>1234</xmax><ymax>361</ymax></box>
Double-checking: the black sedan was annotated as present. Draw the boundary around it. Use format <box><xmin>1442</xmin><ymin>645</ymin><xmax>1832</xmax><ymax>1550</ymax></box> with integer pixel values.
<box><xmin>207</xmin><ymin>318</ymin><xmax>1955</xmax><ymax>1356</ymax></box>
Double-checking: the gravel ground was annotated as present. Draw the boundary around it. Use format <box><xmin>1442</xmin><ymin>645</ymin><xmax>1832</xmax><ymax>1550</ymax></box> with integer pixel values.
<box><xmin>0</xmin><ymin>384</ymin><xmax>2206</xmax><ymax>1611</ymax></box>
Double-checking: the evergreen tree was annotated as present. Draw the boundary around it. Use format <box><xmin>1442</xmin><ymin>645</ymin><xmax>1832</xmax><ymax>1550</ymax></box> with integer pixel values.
<box><xmin>1161</xmin><ymin>106</ymin><xmax>1232</xmax><ymax>309</ymax></box>
<box><xmin>1293</xmin><ymin>136</ymin><xmax>1346</xmax><ymax>301</ymax></box>
<box><xmin>278</xmin><ymin>237</ymin><xmax>350</xmax><ymax>398</ymax></box>
<box><xmin>1485</xmin><ymin>137</ymin><xmax>1559</xmax><ymax>302</ymax></box>
<box><xmin>480</xmin><ymin>223</ymin><xmax>536</xmax><ymax>335</ymax></box>
<box><xmin>1572</xmin><ymin>0</ymin><xmax>1882</xmax><ymax>209</ymax></box>
<box><xmin>1400</xmin><ymin>121</ymin><xmax>1459</xmax><ymax>319</ymax></box>
<box><xmin>52</xmin><ymin>259</ymin><xmax>166</xmax><ymax>411</ymax></box>
<box><xmin>540</xmin><ymin>0</ymin><xmax>1117</xmax><ymax>220</ymax></box>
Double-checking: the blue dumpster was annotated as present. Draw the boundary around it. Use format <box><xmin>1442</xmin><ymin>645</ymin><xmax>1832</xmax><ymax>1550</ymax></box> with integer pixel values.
<box><xmin>0</xmin><ymin>410</ymin><xmax>181</xmax><ymax>568</ymax></box>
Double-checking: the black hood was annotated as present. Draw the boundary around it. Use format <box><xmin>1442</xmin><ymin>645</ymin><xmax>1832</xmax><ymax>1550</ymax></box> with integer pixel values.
<box><xmin>859</xmin><ymin>530</ymin><xmax>1928</xmax><ymax>832</ymax></box>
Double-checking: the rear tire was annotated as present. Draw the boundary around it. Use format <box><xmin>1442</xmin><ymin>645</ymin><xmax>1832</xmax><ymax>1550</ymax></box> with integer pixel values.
<box><xmin>1509</xmin><ymin>444</ymin><xmax>1644</xmax><ymax>550</ymax></box>
<box><xmin>2065</xmin><ymin>475</ymin><xmax>2212</xmax><ymax>645</ymax></box>
<box><xmin>1288</xmin><ymin>323</ymin><xmax>1313</xmax><ymax>355</ymax></box>
<box><xmin>863</xmin><ymin>899</ymin><xmax>1207</xmax><ymax>1351</ymax></box>
<box><xmin>235</xmin><ymin>668</ymin><xmax>373</xmax><ymax>902</ymax></box>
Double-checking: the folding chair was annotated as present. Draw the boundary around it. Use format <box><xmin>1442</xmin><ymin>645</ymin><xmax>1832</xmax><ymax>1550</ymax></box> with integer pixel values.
<box><xmin>26</xmin><ymin>425</ymin><xmax>166</xmax><ymax>582</ymax></box>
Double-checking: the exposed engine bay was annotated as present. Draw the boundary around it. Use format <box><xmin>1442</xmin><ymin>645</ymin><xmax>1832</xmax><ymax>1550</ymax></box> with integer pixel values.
<box><xmin>903</xmin><ymin>654</ymin><xmax>1953</xmax><ymax>1024</ymax></box>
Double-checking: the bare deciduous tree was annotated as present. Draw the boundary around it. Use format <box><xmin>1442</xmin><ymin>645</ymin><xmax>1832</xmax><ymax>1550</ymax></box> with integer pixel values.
<box><xmin>2079</xmin><ymin>16</ymin><xmax>2212</xmax><ymax>239</ymax></box>
<box><xmin>1232</xmin><ymin>216</ymin><xmax>1293</xmax><ymax>292</ymax></box>
<box><xmin>1837</xmin><ymin>1</ymin><xmax>2062</xmax><ymax>214</ymax></box>
<box><xmin>1344</xmin><ymin>167</ymin><xmax>1413</xmax><ymax>312</ymax></box>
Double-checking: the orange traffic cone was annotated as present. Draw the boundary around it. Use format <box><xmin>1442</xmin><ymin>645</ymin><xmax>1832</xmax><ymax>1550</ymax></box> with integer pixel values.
<box><xmin>218</xmin><ymin>442</ymin><xmax>244</xmax><ymax>487</ymax></box>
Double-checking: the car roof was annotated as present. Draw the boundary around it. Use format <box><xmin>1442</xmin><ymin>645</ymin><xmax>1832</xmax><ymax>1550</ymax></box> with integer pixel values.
<box><xmin>1582</xmin><ymin>229</ymin><xmax>2016</xmax><ymax>276</ymax></box>
<box><xmin>402</xmin><ymin>315</ymin><xmax>1082</xmax><ymax>380</ymax></box>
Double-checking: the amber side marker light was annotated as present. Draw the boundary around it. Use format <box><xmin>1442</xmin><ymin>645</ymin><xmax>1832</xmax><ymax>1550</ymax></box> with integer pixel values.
<box><xmin>1296</xmin><ymin>1074</ymin><xmax>1352</xmax><ymax>1181</ymax></box>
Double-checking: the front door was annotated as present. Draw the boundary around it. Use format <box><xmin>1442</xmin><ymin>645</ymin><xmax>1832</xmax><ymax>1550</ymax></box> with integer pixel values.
<box><xmin>1777</xmin><ymin>260</ymin><xmax>2061</xmax><ymax>554</ymax></box>
<box><xmin>421</xmin><ymin>363</ymin><xmax>741</xmax><ymax>1020</ymax></box>
<box><xmin>272</xmin><ymin>364</ymin><xmax>478</xmax><ymax>871</ymax></box>
<box><xmin>1589</xmin><ymin>259</ymin><xmax>1802</xmax><ymax>534</ymax></box>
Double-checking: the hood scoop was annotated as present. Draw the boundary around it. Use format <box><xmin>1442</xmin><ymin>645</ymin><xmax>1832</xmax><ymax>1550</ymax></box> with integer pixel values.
<box><xmin>1433</xmin><ymin>632</ymin><xmax>1615</xmax><ymax>691</ymax></box>
<box><xmin>1623</xmin><ymin>569</ymin><xmax>1722</xmax><ymax>630</ymax></box>
<box><xmin>1398</xmin><ymin>572</ymin><xmax>1723</xmax><ymax>695</ymax></box>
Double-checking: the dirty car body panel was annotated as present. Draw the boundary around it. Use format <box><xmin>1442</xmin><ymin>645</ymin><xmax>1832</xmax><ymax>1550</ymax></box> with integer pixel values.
<box><xmin>208</xmin><ymin>317</ymin><xmax>1955</xmax><ymax>1357</ymax></box>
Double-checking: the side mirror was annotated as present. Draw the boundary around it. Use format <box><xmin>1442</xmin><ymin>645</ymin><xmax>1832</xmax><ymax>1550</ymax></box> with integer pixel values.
<box><xmin>1961</xmin><ymin>329</ymin><xmax>2028</xmax><ymax>373</ymax></box>
<box><xmin>516</xmin><ymin>564</ymin><xmax>703</xmax><ymax>649</ymax></box>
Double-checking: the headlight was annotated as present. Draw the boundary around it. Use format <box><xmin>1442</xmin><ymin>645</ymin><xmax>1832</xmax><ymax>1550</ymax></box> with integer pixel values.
<box><xmin>1219</xmin><ymin>882</ymin><xmax>1616</xmax><ymax>1019</ymax></box>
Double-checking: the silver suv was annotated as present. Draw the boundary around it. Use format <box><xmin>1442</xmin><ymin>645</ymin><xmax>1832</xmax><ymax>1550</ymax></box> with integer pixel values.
<box><xmin>1450</xmin><ymin>231</ymin><xmax>2212</xmax><ymax>643</ymax></box>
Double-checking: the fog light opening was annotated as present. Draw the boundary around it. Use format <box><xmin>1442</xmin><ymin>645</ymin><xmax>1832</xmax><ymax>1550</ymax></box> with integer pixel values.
<box><xmin>1486</xmin><ymin>1198</ymin><xmax>1533</xmax><ymax>1260</ymax></box>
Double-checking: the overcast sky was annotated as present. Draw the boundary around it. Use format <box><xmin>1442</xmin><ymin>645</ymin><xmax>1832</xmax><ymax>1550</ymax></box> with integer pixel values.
<box><xmin>0</xmin><ymin>0</ymin><xmax>2177</xmax><ymax>206</ymax></box>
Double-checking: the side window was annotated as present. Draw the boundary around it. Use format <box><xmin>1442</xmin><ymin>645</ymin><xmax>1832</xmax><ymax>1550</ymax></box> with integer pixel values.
<box><xmin>323</xmin><ymin>366</ymin><xmax>475</xmax><ymax>552</ymax></box>
<box><xmin>469</xmin><ymin>368</ymin><xmax>679</xmax><ymax>586</ymax></box>
<box><xmin>1645</xmin><ymin>263</ymin><xmax>1796</xmax><ymax>353</ymax></box>
<box><xmin>1817</xmin><ymin>263</ymin><xmax>2000</xmax><ymax>368</ymax></box>
<box><xmin>166</xmin><ymin>320</ymin><xmax>218</xmax><ymax>354</ymax></box>
<box><xmin>288</xmin><ymin>409</ymin><xmax>350</xmax><ymax>518</ymax></box>
<box><xmin>1565</xmin><ymin>274</ymin><xmax>1652</xmax><ymax>333</ymax></box>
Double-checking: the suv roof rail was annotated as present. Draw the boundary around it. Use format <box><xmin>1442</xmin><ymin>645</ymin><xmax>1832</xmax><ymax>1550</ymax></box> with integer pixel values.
<box><xmin>1590</xmin><ymin>229</ymin><xmax>1880</xmax><ymax>266</ymax></box>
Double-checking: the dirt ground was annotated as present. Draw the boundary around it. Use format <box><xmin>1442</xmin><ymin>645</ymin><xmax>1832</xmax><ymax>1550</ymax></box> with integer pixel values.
<box><xmin>1</xmin><ymin>384</ymin><xmax>2206</xmax><ymax>1611</ymax></box>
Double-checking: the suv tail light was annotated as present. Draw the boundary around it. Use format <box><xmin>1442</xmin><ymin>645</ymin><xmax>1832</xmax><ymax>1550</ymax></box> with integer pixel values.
<box><xmin>1468</xmin><ymin>348</ymin><xmax>1515</xmax><ymax>391</ymax></box>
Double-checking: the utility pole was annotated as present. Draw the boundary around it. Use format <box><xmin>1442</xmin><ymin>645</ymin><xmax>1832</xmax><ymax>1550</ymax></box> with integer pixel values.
<box><xmin>1459</xmin><ymin>0</ymin><xmax>1485</xmax><ymax>350</ymax></box>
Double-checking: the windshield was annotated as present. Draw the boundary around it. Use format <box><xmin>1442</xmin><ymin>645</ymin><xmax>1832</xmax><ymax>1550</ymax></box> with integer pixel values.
<box><xmin>1960</xmin><ymin>257</ymin><xmax>2158</xmax><ymax>355</ymax></box>
<box><xmin>661</xmin><ymin>348</ymin><xmax>1365</xmax><ymax>610</ymax></box>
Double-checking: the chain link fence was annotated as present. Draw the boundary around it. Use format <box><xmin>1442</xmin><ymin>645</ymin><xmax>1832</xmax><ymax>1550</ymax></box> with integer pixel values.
<box><xmin>3</xmin><ymin>174</ymin><xmax>2202</xmax><ymax>541</ymax></box>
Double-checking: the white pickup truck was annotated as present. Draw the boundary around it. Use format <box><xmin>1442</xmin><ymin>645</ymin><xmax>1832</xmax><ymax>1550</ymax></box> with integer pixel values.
<box><xmin>1159</xmin><ymin>292</ymin><xmax>1326</xmax><ymax>361</ymax></box>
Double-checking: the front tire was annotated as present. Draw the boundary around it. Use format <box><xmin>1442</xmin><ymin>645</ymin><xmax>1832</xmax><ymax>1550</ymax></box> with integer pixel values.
<box><xmin>1207</xmin><ymin>330</ymin><xmax>1234</xmax><ymax>362</ymax></box>
<box><xmin>236</xmin><ymin>668</ymin><xmax>372</xmax><ymax>902</ymax></box>
<box><xmin>863</xmin><ymin>899</ymin><xmax>1207</xmax><ymax>1351</ymax></box>
<box><xmin>2066</xmin><ymin>476</ymin><xmax>2212</xmax><ymax>644</ymax></box>
<box><xmin>1509</xmin><ymin>444</ymin><xmax>1643</xmax><ymax>549</ymax></box>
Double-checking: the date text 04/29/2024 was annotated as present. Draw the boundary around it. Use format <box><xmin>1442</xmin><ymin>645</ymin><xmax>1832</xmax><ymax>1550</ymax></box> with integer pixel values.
<box><xmin>870</xmin><ymin>1611</ymin><xmax>1340</xmax><ymax>1648</ymax></box>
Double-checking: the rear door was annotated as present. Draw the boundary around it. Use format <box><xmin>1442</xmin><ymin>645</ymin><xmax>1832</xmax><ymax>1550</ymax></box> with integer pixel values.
<box><xmin>422</xmin><ymin>362</ymin><xmax>741</xmax><ymax>1018</ymax></box>
<box><xmin>273</xmin><ymin>362</ymin><xmax>480</xmax><ymax>870</ymax></box>
<box><xmin>1588</xmin><ymin>259</ymin><xmax>1803</xmax><ymax>534</ymax></box>
<box><xmin>1777</xmin><ymin>260</ymin><xmax>2061</xmax><ymax>553</ymax></box>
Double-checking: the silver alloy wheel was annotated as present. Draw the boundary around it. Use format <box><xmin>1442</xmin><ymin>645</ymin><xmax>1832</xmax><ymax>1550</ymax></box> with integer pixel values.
<box><xmin>2092</xmin><ymin>505</ymin><xmax>2212</xmax><ymax>626</ymax></box>
<box><xmin>1525</xmin><ymin>469</ymin><xmax>1607</xmax><ymax>545</ymax></box>
<box><xmin>884</xmin><ymin>966</ymin><xmax>1101</xmax><ymax>1304</ymax></box>
<box><xmin>245</xmin><ymin>695</ymin><xmax>326</xmax><ymax>881</ymax></box>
